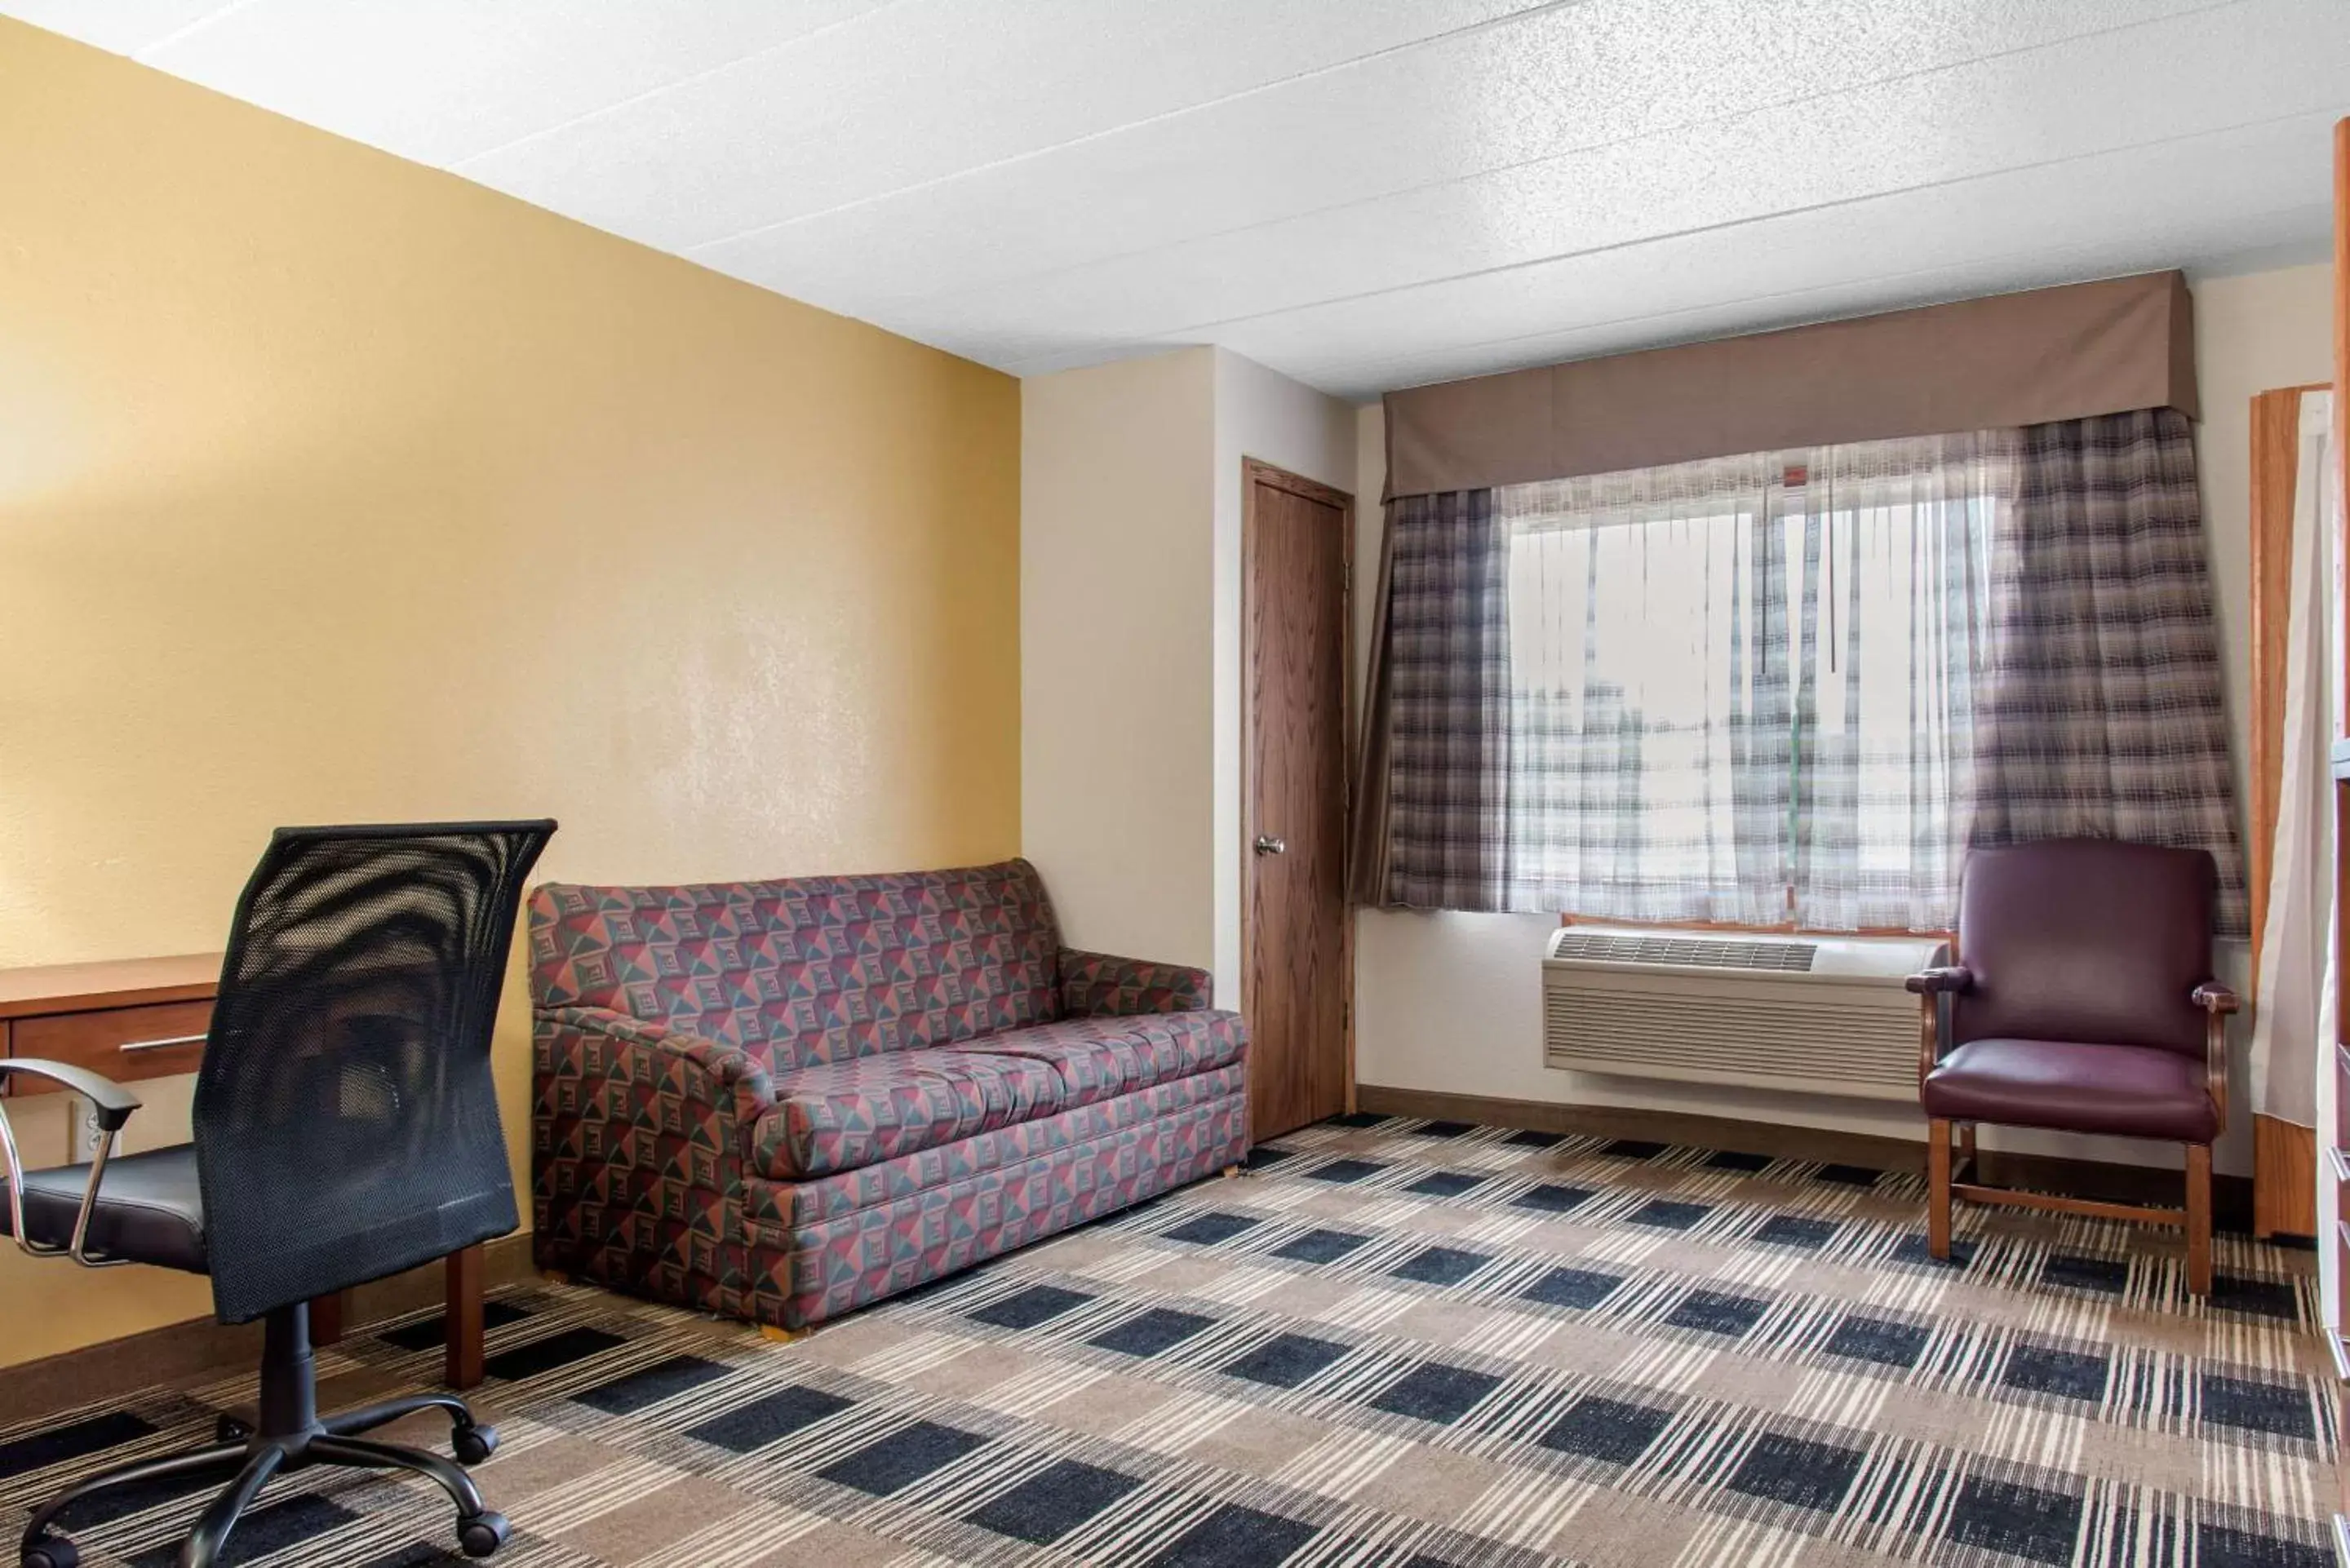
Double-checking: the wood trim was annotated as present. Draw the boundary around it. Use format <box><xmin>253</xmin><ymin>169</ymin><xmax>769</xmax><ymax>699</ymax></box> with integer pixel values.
<box><xmin>1244</xmin><ymin>458</ymin><xmax>1353</xmax><ymax>512</ymax></box>
<box><xmin>2255</xmin><ymin>1113</ymin><xmax>2320</xmax><ymax>1240</ymax></box>
<box><xmin>1950</xmin><ymin>1180</ymin><xmax>2181</xmax><ymax>1228</ymax></box>
<box><xmin>1239</xmin><ymin>458</ymin><xmax>1358</xmax><ymax>1129</ymax></box>
<box><xmin>0</xmin><ymin>955</ymin><xmax>222</xmax><ymax>1018</ymax></box>
<box><xmin>446</xmin><ymin>1243</ymin><xmax>486</xmax><ymax>1389</ymax></box>
<box><xmin>2250</xmin><ymin>383</ymin><xmax>2330</xmax><ymax>986</ymax></box>
<box><xmin>1353</xmin><ymin>1083</ymin><xmax>2259</xmax><ymax>1231</ymax></box>
<box><xmin>2338</xmin><ymin>117</ymin><xmax>2349</xmax><ymax>719</ymax></box>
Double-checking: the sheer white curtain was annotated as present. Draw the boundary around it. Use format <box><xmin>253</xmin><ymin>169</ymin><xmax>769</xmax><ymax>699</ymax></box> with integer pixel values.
<box><xmin>1496</xmin><ymin>432</ymin><xmax>2007</xmax><ymax>928</ymax></box>
<box><xmin>1794</xmin><ymin>432</ymin><xmax>2008</xmax><ymax>929</ymax></box>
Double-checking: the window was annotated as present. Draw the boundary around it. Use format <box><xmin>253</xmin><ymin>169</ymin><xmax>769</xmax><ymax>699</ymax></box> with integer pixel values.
<box><xmin>1496</xmin><ymin>431</ymin><xmax>2011</xmax><ymax>931</ymax></box>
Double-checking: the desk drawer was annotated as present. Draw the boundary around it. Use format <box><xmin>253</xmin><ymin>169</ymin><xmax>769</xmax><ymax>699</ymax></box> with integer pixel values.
<box><xmin>7</xmin><ymin>1001</ymin><xmax>212</xmax><ymax>1091</ymax></box>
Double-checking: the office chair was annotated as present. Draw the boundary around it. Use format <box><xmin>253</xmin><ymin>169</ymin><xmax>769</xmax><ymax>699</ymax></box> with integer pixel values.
<box><xmin>2</xmin><ymin>821</ymin><xmax>556</xmax><ymax>1568</ymax></box>
<box><xmin>1909</xmin><ymin>839</ymin><xmax>2235</xmax><ymax>1294</ymax></box>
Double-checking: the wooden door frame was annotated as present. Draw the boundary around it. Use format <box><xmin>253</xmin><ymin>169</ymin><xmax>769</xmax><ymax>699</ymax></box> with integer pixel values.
<box><xmin>1239</xmin><ymin>456</ymin><xmax>1358</xmax><ymax>1121</ymax></box>
<box><xmin>2248</xmin><ymin>382</ymin><xmax>2331</xmax><ymax>1240</ymax></box>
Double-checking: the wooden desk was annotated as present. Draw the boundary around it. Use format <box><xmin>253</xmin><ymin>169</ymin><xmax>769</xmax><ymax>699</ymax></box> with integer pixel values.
<box><xmin>0</xmin><ymin>955</ymin><xmax>489</xmax><ymax>1388</ymax></box>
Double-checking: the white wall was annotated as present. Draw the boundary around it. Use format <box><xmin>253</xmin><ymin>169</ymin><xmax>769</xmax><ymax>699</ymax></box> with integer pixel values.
<box><xmin>1023</xmin><ymin>348</ymin><xmax>1355</xmax><ymax>1003</ymax></box>
<box><xmin>1350</xmin><ymin>262</ymin><xmax>2334</xmax><ymax>1176</ymax></box>
<box><xmin>1022</xmin><ymin>348</ymin><xmax>1218</xmax><ymax>970</ymax></box>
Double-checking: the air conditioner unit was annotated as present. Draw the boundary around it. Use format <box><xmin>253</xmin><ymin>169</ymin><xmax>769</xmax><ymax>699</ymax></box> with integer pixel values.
<box><xmin>1541</xmin><ymin>925</ymin><xmax>1950</xmax><ymax>1101</ymax></box>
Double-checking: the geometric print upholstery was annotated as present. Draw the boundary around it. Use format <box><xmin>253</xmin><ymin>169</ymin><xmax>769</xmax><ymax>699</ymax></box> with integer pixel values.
<box><xmin>1058</xmin><ymin>947</ymin><xmax>1214</xmax><ymax>1017</ymax></box>
<box><xmin>528</xmin><ymin>859</ymin><xmax>1064</xmax><ymax>1074</ymax></box>
<box><xmin>947</xmin><ymin>1011</ymin><xmax>1245</xmax><ymax>1110</ymax></box>
<box><xmin>529</xmin><ymin>858</ymin><xmax>1243</xmax><ymax>1331</ymax></box>
<box><xmin>752</xmin><ymin>1011</ymin><xmax>1246</xmax><ymax>1180</ymax></box>
<box><xmin>752</xmin><ymin>1050</ymin><xmax>1068</xmax><ymax>1180</ymax></box>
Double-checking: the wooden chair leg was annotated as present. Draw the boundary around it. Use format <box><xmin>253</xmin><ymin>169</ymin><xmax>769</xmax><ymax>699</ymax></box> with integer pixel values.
<box><xmin>1927</xmin><ymin>1117</ymin><xmax>1953</xmax><ymax>1260</ymax></box>
<box><xmin>2185</xmin><ymin>1143</ymin><xmax>2213</xmax><ymax>1296</ymax></box>
<box><xmin>445</xmin><ymin>1244</ymin><xmax>485</xmax><ymax>1390</ymax></box>
<box><xmin>1957</xmin><ymin>1122</ymin><xmax>1976</xmax><ymax>1176</ymax></box>
<box><xmin>308</xmin><ymin>1290</ymin><xmax>346</xmax><ymax>1348</ymax></box>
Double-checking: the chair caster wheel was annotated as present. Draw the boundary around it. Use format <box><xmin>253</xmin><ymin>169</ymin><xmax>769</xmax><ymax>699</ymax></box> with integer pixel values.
<box><xmin>452</xmin><ymin>1424</ymin><xmax>499</xmax><ymax>1465</ymax></box>
<box><xmin>458</xmin><ymin>1511</ymin><xmax>510</xmax><ymax>1558</ymax></box>
<box><xmin>22</xmin><ymin>1535</ymin><xmax>78</xmax><ymax>1568</ymax></box>
<box><xmin>215</xmin><ymin>1414</ymin><xmax>251</xmax><ymax>1445</ymax></box>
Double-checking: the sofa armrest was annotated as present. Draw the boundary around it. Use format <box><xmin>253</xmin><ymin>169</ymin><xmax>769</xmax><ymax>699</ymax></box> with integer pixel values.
<box><xmin>1058</xmin><ymin>948</ymin><xmax>1214</xmax><ymax>1017</ymax></box>
<box><xmin>532</xmin><ymin>1005</ymin><xmax>774</xmax><ymax>1318</ymax></box>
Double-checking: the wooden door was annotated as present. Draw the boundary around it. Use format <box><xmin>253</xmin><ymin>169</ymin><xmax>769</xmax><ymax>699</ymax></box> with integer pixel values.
<box><xmin>1243</xmin><ymin>458</ymin><xmax>1353</xmax><ymax>1141</ymax></box>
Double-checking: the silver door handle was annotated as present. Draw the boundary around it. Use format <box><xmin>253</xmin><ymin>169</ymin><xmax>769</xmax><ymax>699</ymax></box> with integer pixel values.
<box><xmin>1253</xmin><ymin>835</ymin><xmax>1286</xmax><ymax>856</ymax></box>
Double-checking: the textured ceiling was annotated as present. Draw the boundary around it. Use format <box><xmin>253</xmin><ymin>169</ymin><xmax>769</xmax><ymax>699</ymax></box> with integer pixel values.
<box><xmin>11</xmin><ymin>0</ymin><xmax>2347</xmax><ymax>399</ymax></box>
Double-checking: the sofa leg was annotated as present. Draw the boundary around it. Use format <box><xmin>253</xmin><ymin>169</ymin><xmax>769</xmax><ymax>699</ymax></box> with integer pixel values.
<box><xmin>1222</xmin><ymin>1164</ymin><xmax>1241</xmax><ymax>1179</ymax></box>
<box><xmin>760</xmin><ymin>1323</ymin><xmax>814</xmax><ymax>1345</ymax></box>
<box><xmin>1927</xmin><ymin>1118</ymin><xmax>1953</xmax><ymax>1262</ymax></box>
<box><xmin>2185</xmin><ymin>1143</ymin><xmax>2213</xmax><ymax>1296</ymax></box>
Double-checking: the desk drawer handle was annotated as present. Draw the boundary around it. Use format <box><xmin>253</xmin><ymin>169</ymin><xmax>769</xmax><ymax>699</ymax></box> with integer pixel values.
<box><xmin>119</xmin><ymin>1034</ymin><xmax>206</xmax><ymax>1054</ymax></box>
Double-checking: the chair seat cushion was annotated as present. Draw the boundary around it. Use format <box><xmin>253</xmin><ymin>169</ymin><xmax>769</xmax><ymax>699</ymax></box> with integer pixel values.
<box><xmin>754</xmin><ymin>1050</ymin><xmax>1068</xmax><ymax>1180</ymax></box>
<box><xmin>1922</xmin><ymin>1039</ymin><xmax>2216</xmax><ymax>1142</ymax></box>
<box><xmin>942</xmin><ymin>1012</ymin><xmax>1244</xmax><ymax>1110</ymax></box>
<box><xmin>0</xmin><ymin>1144</ymin><xmax>208</xmax><ymax>1272</ymax></box>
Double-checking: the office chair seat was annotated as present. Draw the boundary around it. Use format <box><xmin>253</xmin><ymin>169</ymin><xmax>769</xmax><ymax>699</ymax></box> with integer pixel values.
<box><xmin>2</xmin><ymin>1145</ymin><xmax>208</xmax><ymax>1271</ymax></box>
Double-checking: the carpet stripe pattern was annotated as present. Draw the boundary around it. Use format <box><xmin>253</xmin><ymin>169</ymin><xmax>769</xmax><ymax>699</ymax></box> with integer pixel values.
<box><xmin>1</xmin><ymin>1116</ymin><xmax>2330</xmax><ymax>1566</ymax></box>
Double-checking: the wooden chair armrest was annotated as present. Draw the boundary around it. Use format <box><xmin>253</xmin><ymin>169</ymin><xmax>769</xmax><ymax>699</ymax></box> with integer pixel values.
<box><xmin>2192</xmin><ymin>981</ymin><xmax>2239</xmax><ymax>1014</ymax></box>
<box><xmin>1905</xmin><ymin>966</ymin><xmax>1972</xmax><ymax>995</ymax></box>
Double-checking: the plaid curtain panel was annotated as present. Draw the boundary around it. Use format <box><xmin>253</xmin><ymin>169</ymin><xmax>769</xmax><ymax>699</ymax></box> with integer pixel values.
<box><xmin>1971</xmin><ymin>407</ymin><xmax>2248</xmax><ymax>936</ymax></box>
<box><xmin>1365</xmin><ymin>407</ymin><xmax>2245</xmax><ymax>936</ymax></box>
<box><xmin>1381</xmin><ymin>489</ymin><xmax>1511</xmax><ymax>908</ymax></box>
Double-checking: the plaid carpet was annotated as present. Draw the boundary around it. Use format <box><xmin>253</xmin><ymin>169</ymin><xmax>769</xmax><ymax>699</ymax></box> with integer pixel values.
<box><xmin>2</xmin><ymin>1115</ymin><xmax>2333</xmax><ymax>1566</ymax></box>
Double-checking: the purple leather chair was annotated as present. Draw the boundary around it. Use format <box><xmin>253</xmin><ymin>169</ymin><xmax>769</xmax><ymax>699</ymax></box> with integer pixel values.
<box><xmin>1907</xmin><ymin>839</ymin><xmax>2237</xmax><ymax>1293</ymax></box>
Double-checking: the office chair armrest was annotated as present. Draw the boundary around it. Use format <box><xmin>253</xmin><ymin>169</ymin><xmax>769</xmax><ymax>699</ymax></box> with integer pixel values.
<box><xmin>1904</xmin><ymin>966</ymin><xmax>1973</xmax><ymax>995</ymax></box>
<box><xmin>0</xmin><ymin>1059</ymin><xmax>144</xmax><ymax>1130</ymax></box>
<box><xmin>0</xmin><ymin>1059</ymin><xmax>144</xmax><ymax>1268</ymax></box>
<box><xmin>2191</xmin><ymin>981</ymin><xmax>2240</xmax><ymax>1014</ymax></box>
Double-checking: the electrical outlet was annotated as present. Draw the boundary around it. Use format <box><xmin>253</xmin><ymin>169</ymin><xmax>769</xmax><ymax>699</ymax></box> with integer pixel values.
<box><xmin>69</xmin><ymin>1096</ymin><xmax>107</xmax><ymax>1163</ymax></box>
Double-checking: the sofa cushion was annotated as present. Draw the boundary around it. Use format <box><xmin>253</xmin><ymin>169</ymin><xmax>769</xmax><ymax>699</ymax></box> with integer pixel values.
<box><xmin>945</xmin><ymin>1012</ymin><xmax>1244</xmax><ymax>1110</ymax></box>
<box><xmin>529</xmin><ymin>859</ymin><xmax>1061</xmax><ymax>1073</ymax></box>
<box><xmin>755</xmin><ymin>1049</ymin><xmax>1067</xmax><ymax>1180</ymax></box>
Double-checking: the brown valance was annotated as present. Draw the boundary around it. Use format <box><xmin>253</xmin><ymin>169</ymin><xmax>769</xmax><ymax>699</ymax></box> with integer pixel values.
<box><xmin>1384</xmin><ymin>271</ymin><xmax>2198</xmax><ymax>499</ymax></box>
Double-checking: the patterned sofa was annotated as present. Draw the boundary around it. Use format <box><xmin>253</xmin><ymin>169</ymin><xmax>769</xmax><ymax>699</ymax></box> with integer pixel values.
<box><xmin>527</xmin><ymin>858</ymin><xmax>1248</xmax><ymax>1331</ymax></box>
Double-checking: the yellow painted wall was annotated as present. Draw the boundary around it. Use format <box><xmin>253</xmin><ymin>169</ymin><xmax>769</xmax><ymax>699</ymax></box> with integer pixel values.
<box><xmin>0</xmin><ymin>19</ymin><xmax>1021</xmax><ymax>1366</ymax></box>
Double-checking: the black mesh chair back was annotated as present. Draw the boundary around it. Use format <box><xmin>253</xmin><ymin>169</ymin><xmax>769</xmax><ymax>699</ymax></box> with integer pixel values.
<box><xmin>193</xmin><ymin>821</ymin><xmax>553</xmax><ymax>1323</ymax></box>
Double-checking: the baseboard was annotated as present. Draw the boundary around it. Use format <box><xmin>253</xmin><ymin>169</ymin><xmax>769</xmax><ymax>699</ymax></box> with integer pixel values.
<box><xmin>1353</xmin><ymin>1084</ymin><xmax>2259</xmax><ymax>1235</ymax></box>
<box><xmin>0</xmin><ymin>1230</ymin><xmax>540</xmax><ymax>1417</ymax></box>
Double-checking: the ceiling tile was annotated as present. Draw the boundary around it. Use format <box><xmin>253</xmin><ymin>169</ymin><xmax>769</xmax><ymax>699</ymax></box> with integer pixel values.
<box><xmin>132</xmin><ymin>0</ymin><xmax>900</xmax><ymax>168</ymax></box>
<box><xmin>695</xmin><ymin>0</ymin><xmax>2219</xmax><ymax>309</ymax></box>
<box><xmin>5</xmin><ymin>0</ymin><xmax>236</xmax><ymax>56</ymax></box>
<box><xmin>838</xmin><ymin>0</ymin><xmax>2349</xmax><ymax>365</ymax></box>
<box><xmin>453</xmin><ymin>0</ymin><xmax>1549</xmax><ymax>252</ymax></box>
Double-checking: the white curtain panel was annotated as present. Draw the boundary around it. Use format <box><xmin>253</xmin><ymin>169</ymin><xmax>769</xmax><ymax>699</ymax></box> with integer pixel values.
<box><xmin>2251</xmin><ymin>389</ymin><xmax>2338</xmax><ymax>1130</ymax></box>
<box><xmin>1495</xmin><ymin>434</ymin><xmax>2007</xmax><ymax>927</ymax></box>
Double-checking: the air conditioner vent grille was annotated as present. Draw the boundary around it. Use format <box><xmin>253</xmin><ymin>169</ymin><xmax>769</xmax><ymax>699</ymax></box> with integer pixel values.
<box><xmin>1551</xmin><ymin>932</ymin><xmax>1817</xmax><ymax>972</ymax></box>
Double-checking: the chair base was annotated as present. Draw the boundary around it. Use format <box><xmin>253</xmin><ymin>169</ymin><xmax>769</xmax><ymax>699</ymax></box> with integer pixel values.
<box><xmin>20</xmin><ymin>1304</ymin><xmax>508</xmax><ymax>1568</ymax></box>
<box><xmin>1927</xmin><ymin>1118</ymin><xmax>2213</xmax><ymax>1294</ymax></box>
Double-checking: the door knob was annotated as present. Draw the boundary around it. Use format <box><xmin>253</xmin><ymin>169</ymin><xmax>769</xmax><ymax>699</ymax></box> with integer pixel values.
<box><xmin>1253</xmin><ymin>835</ymin><xmax>1286</xmax><ymax>856</ymax></box>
